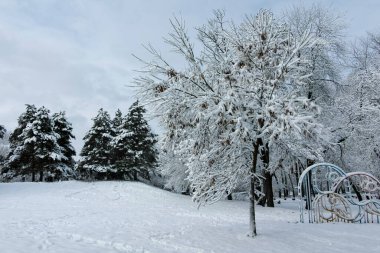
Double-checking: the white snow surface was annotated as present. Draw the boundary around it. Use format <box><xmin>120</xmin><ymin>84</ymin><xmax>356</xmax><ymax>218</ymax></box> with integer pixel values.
<box><xmin>0</xmin><ymin>181</ymin><xmax>379</xmax><ymax>253</ymax></box>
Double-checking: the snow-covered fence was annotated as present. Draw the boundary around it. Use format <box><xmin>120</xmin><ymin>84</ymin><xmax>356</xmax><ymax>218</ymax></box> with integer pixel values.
<box><xmin>298</xmin><ymin>163</ymin><xmax>380</xmax><ymax>223</ymax></box>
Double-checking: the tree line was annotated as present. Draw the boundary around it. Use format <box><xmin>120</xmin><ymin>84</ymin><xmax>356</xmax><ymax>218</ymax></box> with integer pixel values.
<box><xmin>0</xmin><ymin>101</ymin><xmax>158</xmax><ymax>182</ymax></box>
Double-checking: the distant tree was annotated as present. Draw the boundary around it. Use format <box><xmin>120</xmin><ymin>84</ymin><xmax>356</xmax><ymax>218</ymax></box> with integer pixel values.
<box><xmin>109</xmin><ymin>109</ymin><xmax>125</xmax><ymax>179</ymax></box>
<box><xmin>0</xmin><ymin>125</ymin><xmax>5</xmax><ymax>139</ymax></box>
<box><xmin>0</xmin><ymin>126</ymin><xmax>9</xmax><ymax>165</ymax></box>
<box><xmin>159</xmin><ymin>148</ymin><xmax>190</xmax><ymax>194</ymax></box>
<box><xmin>7</xmin><ymin>106</ymin><xmax>63</xmax><ymax>181</ymax></box>
<box><xmin>6</xmin><ymin>104</ymin><xmax>38</xmax><ymax>179</ymax></box>
<box><xmin>30</xmin><ymin>107</ymin><xmax>64</xmax><ymax>181</ymax></box>
<box><xmin>52</xmin><ymin>111</ymin><xmax>76</xmax><ymax>169</ymax></box>
<box><xmin>111</xmin><ymin>101</ymin><xmax>158</xmax><ymax>180</ymax></box>
<box><xmin>77</xmin><ymin>109</ymin><xmax>113</xmax><ymax>180</ymax></box>
<box><xmin>110</xmin><ymin>110</ymin><xmax>130</xmax><ymax>179</ymax></box>
<box><xmin>123</xmin><ymin>101</ymin><xmax>158</xmax><ymax>180</ymax></box>
<box><xmin>331</xmin><ymin>32</ymin><xmax>380</xmax><ymax>177</ymax></box>
<box><xmin>111</xmin><ymin>109</ymin><xmax>123</xmax><ymax>137</ymax></box>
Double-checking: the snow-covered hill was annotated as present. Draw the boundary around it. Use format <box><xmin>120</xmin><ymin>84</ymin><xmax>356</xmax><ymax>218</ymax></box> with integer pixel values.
<box><xmin>0</xmin><ymin>181</ymin><xmax>378</xmax><ymax>253</ymax></box>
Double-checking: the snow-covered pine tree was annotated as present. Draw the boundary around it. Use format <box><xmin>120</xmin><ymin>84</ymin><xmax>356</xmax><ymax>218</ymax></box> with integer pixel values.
<box><xmin>0</xmin><ymin>126</ymin><xmax>8</xmax><ymax>166</ymax></box>
<box><xmin>29</xmin><ymin>107</ymin><xmax>64</xmax><ymax>181</ymax></box>
<box><xmin>109</xmin><ymin>109</ymin><xmax>127</xmax><ymax>179</ymax></box>
<box><xmin>110</xmin><ymin>109</ymin><xmax>129</xmax><ymax>179</ymax></box>
<box><xmin>135</xmin><ymin>10</ymin><xmax>323</xmax><ymax>236</ymax></box>
<box><xmin>6</xmin><ymin>106</ymin><xmax>63</xmax><ymax>181</ymax></box>
<box><xmin>77</xmin><ymin>108</ymin><xmax>113</xmax><ymax>180</ymax></box>
<box><xmin>6</xmin><ymin>104</ymin><xmax>38</xmax><ymax>179</ymax></box>
<box><xmin>0</xmin><ymin>125</ymin><xmax>5</xmax><ymax>139</ymax></box>
<box><xmin>112</xmin><ymin>109</ymin><xmax>123</xmax><ymax>137</ymax></box>
<box><xmin>52</xmin><ymin>111</ymin><xmax>76</xmax><ymax>175</ymax></box>
<box><xmin>112</xmin><ymin>101</ymin><xmax>158</xmax><ymax>181</ymax></box>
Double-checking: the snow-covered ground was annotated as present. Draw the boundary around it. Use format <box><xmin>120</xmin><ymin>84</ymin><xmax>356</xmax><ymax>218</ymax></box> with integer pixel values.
<box><xmin>0</xmin><ymin>181</ymin><xmax>379</xmax><ymax>253</ymax></box>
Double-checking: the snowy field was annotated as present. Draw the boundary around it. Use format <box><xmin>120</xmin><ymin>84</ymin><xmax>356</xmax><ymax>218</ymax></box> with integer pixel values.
<box><xmin>0</xmin><ymin>181</ymin><xmax>379</xmax><ymax>253</ymax></box>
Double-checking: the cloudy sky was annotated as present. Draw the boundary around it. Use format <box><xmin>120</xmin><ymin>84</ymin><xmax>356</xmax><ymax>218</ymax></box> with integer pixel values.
<box><xmin>0</xmin><ymin>0</ymin><xmax>379</xmax><ymax>153</ymax></box>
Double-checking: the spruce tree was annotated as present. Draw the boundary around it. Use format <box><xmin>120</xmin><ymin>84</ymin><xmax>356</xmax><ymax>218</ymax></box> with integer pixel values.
<box><xmin>78</xmin><ymin>108</ymin><xmax>113</xmax><ymax>180</ymax></box>
<box><xmin>52</xmin><ymin>111</ymin><xmax>76</xmax><ymax>168</ymax></box>
<box><xmin>0</xmin><ymin>125</ymin><xmax>7</xmax><ymax>165</ymax></box>
<box><xmin>0</xmin><ymin>125</ymin><xmax>5</xmax><ymax>139</ymax></box>
<box><xmin>30</xmin><ymin>107</ymin><xmax>63</xmax><ymax>181</ymax></box>
<box><xmin>112</xmin><ymin>109</ymin><xmax>123</xmax><ymax>137</ymax></box>
<box><xmin>7</xmin><ymin>106</ymin><xmax>63</xmax><ymax>181</ymax></box>
<box><xmin>110</xmin><ymin>109</ymin><xmax>125</xmax><ymax>179</ymax></box>
<box><xmin>7</xmin><ymin>104</ymin><xmax>37</xmax><ymax>178</ymax></box>
<box><xmin>123</xmin><ymin>101</ymin><xmax>157</xmax><ymax>180</ymax></box>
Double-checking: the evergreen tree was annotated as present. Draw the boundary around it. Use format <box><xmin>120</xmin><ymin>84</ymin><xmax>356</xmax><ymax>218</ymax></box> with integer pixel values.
<box><xmin>77</xmin><ymin>108</ymin><xmax>113</xmax><ymax>180</ymax></box>
<box><xmin>0</xmin><ymin>125</ymin><xmax>5</xmax><ymax>139</ymax></box>
<box><xmin>109</xmin><ymin>109</ymin><xmax>126</xmax><ymax>179</ymax></box>
<box><xmin>123</xmin><ymin>101</ymin><xmax>158</xmax><ymax>180</ymax></box>
<box><xmin>30</xmin><ymin>107</ymin><xmax>64</xmax><ymax>181</ymax></box>
<box><xmin>7</xmin><ymin>106</ymin><xmax>63</xmax><ymax>181</ymax></box>
<box><xmin>6</xmin><ymin>104</ymin><xmax>38</xmax><ymax>178</ymax></box>
<box><xmin>52</xmin><ymin>111</ymin><xmax>76</xmax><ymax>168</ymax></box>
<box><xmin>0</xmin><ymin>126</ymin><xmax>8</xmax><ymax>165</ymax></box>
<box><xmin>112</xmin><ymin>109</ymin><xmax>123</xmax><ymax>137</ymax></box>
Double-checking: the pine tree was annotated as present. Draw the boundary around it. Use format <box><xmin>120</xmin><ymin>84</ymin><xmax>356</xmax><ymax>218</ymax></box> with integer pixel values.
<box><xmin>112</xmin><ymin>109</ymin><xmax>123</xmax><ymax>137</ymax></box>
<box><xmin>7</xmin><ymin>106</ymin><xmax>63</xmax><ymax>181</ymax></box>
<box><xmin>52</xmin><ymin>111</ymin><xmax>76</xmax><ymax>169</ymax></box>
<box><xmin>109</xmin><ymin>109</ymin><xmax>126</xmax><ymax>179</ymax></box>
<box><xmin>0</xmin><ymin>125</ymin><xmax>5</xmax><ymax>139</ymax></box>
<box><xmin>0</xmin><ymin>125</ymin><xmax>8</xmax><ymax>165</ymax></box>
<box><xmin>7</xmin><ymin>104</ymin><xmax>38</xmax><ymax>178</ymax></box>
<box><xmin>30</xmin><ymin>107</ymin><xmax>63</xmax><ymax>181</ymax></box>
<box><xmin>77</xmin><ymin>108</ymin><xmax>113</xmax><ymax>180</ymax></box>
<box><xmin>123</xmin><ymin>101</ymin><xmax>157</xmax><ymax>180</ymax></box>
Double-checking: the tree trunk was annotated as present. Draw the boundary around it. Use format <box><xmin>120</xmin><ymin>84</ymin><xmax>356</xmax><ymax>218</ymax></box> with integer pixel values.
<box><xmin>39</xmin><ymin>171</ymin><xmax>43</xmax><ymax>182</ymax></box>
<box><xmin>249</xmin><ymin>141</ymin><xmax>260</xmax><ymax>237</ymax></box>
<box><xmin>257</xmin><ymin>143</ymin><xmax>274</xmax><ymax>207</ymax></box>
<box><xmin>133</xmin><ymin>171</ymin><xmax>137</xmax><ymax>181</ymax></box>
<box><xmin>32</xmin><ymin>172</ymin><xmax>35</xmax><ymax>182</ymax></box>
<box><xmin>259</xmin><ymin>171</ymin><xmax>274</xmax><ymax>207</ymax></box>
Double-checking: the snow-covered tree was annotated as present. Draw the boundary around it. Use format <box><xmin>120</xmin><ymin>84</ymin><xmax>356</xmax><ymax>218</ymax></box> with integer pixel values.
<box><xmin>159</xmin><ymin>147</ymin><xmax>190</xmax><ymax>194</ymax></box>
<box><xmin>135</xmin><ymin>10</ymin><xmax>323</xmax><ymax>236</ymax></box>
<box><xmin>331</xmin><ymin>33</ymin><xmax>380</xmax><ymax>177</ymax></box>
<box><xmin>110</xmin><ymin>109</ymin><xmax>130</xmax><ymax>179</ymax></box>
<box><xmin>6</xmin><ymin>104</ymin><xmax>38</xmax><ymax>179</ymax></box>
<box><xmin>285</xmin><ymin>3</ymin><xmax>346</xmax><ymax>101</ymax></box>
<box><xmin>112</xmin><ymin>109</ymin><xmax>123</xmax><ymax>137</ymax></box>
<box><xmin>77</xmin><ymin>108</ymin><xmax>113</xmax><ymax>180</ymax></box>
<box><xmin>0</xmin><ymin>125</ymin><xmax>5</xmax><ymax>140</ymax></box>
<box><xmin>6</xmin><ymin>106</ymin><xmax>64</xmax><ymax>181</ymax></box>
<box><xmin>0</xmin><ymin>127</ymin><xmax>9</xmax><ymax>166</ymax></box>
<box><xmin>52</xmin><ymin>111</ymin><xmax>76</xmax><ymax>169</ymax></box>
<box><xmin>257</xmin><ymin>4</ymin><xmax>347</xmax><ymax>204</ymax></box>
<box><xmin>113</xmin><ymin>101</ymin><xmax>158</xmax><ymax>180</ymax></box>
<box><xmin>30</xmin><ymin>107</ymin><xmax>65</xmax><ymax>181</ymax></box>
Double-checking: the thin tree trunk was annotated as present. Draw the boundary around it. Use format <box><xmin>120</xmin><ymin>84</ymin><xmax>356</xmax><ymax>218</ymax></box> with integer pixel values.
<box><xmin>32</xmin><ymin>171</ymin><xmax>35</xmax><ymax>182</ymax></box>
<box><xmin>39</xmin><ymin>171</ymin><xmax>43</xmax><ymax>182</ymax></box>
<box><xmin>249</xmin><ymin>141</ymin><xmax>260</xmax><ymax>237</ymax></box>
<box><xmin>288</xmin><ymin>173</ymin><xmax>296</xmax><ymax>200</ymax></box>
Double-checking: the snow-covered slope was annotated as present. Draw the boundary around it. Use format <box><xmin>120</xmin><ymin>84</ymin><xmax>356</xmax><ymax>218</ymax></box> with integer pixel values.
<box><xmin>0</xmin><ymin>181</ymin><xmax>378</xmax><ymax>253</ymax></box>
